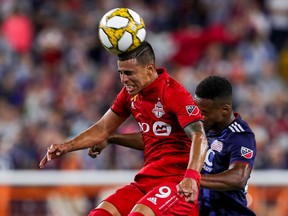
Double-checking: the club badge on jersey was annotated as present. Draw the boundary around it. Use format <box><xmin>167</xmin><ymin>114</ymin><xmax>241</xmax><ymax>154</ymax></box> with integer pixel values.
<box><xmin>211</xmin><ymin>140</ymin><xmax>223</xmax><ymax>153</ymax></box>
<box><xmin>152</xmin><ymin>99</ymin><xmax>165</xmax><ymax>118</ymax></box>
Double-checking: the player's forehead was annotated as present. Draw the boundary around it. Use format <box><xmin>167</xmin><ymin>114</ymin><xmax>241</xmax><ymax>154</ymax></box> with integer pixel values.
<box><xmin>118</xmin><ymin>58</ymin><xmax>137</xmax><ymax>66</ymax></box>
<box><xmin>117</xmin><ymin>58</ymin><xmax>139</xmax><ymax>71</ymax></box>
<box><xmin>194</xmin><ymin>95</ymin><xmax>213</xmax><ymax>107</ymax></box>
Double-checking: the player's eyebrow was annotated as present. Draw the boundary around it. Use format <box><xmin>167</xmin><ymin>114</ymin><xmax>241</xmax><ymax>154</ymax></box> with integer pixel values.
<box><xmin>117</xmin><ymin>70</ymin><xmax>134</xmax><ymax>75</ymax></box>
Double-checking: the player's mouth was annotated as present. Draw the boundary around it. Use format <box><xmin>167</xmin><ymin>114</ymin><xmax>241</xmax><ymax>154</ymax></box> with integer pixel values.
<box><xmin>125</xmin><ymin>84</ymin><xmax>136</xmax><ymax>93</ymax></box>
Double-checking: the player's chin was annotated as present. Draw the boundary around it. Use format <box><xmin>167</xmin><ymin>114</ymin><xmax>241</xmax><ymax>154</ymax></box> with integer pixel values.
<box><xmin>126</xmin><ymin>88</ymin><xmax>139</xmax><ymax>96</ymax></box>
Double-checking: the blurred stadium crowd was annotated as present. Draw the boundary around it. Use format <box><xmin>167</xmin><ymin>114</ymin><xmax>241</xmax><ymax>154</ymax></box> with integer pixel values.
<box><xmin>0</xmin><ymin>0</ymin><xmax>287</xmax><ymax>172</ymax></box>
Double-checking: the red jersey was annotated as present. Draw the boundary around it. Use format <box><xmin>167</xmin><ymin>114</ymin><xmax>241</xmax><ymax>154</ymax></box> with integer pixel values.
<box><xmin>111</xmin><ymin>68</ymin><xmax>203</xmax><ymax>181</ymax></box>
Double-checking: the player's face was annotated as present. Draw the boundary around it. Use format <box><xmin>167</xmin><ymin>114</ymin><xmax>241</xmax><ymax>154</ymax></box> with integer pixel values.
<box><xmin>117</xmin><ymin>59</ymin><xmax>156</xmax><ymax>96</ymax></box>
<box><xmin>194</xmin><ymin>95</ymin><xmax>226</xmax><ymax>132</ymax></box>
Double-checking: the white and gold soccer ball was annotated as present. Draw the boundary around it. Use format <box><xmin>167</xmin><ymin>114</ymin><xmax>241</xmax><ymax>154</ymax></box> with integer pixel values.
<box><xmin>98</xmin><ymin>8</ymin><xmax>146</xmax><ymax>55</ymax></box>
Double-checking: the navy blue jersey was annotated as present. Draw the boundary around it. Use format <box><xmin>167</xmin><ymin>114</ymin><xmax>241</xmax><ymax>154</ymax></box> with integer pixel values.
<box><xmin>199</xmin><ymin>113</ymin><xmax>256</xmax><ymax>216</ymax></box>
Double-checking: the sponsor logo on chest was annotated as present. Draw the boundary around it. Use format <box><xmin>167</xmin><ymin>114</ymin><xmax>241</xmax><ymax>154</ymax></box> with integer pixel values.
<box><xmin>137</xmin><ymin>98</ymin><xmax>172</xmax><ymax>136</ymax></box>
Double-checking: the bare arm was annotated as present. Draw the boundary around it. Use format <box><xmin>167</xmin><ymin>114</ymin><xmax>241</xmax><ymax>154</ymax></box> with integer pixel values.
<box><xmin>66</xmin><ymin>109</ymin><xmax>126</xmax><ymax>151</ymax></box>
<box><xmin>108</xmin><ymin>132</ymin><xmax>144</xmax><ymax>150</ymax></box>
<box><xmin>39</xmin><ymin>109</ymin><xmax>126</xmax><ymax>168</ymax></box>
<box><xmin>184</xmin><ymin>120</ymin><xmax>208</xmax><ymax>172</ymax></box>
<box><xmin>201</xmin><ymin>162</ymin><xmax>251</xmax><ymax>190</ymax></box>
<box><xmin>177</xmin><ymin>120</ymin><xmax>208</xmax><ymax>203</ymax></box>
<box><xmin>88</xmin><ymin>132</ymin><xmax>144</xmax><ymax>158</ymax></box>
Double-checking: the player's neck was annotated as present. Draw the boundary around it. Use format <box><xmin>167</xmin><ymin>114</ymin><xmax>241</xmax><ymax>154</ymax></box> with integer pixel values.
<box><xmin>211</xmin><ymin>112</ymin><xmax>235</xmax><ymax>134</ymax></box>
<box><xmin>228</xmin><ymin>112</ymin><xmax>236</xmax><ymax>124</ymax></box>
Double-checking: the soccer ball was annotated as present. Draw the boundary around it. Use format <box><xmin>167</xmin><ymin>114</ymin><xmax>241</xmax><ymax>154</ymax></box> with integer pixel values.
<box><xmin>98</xmin><ymin>8</ymin><xmax>146</xmax><ymax>55</ymax></box>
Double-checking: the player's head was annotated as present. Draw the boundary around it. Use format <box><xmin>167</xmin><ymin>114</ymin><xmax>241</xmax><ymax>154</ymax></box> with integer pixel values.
<box><xmin>117</xmin><ymin>41</ymin><xmax>158</xmax><ymax>96</ymax></box>
<box><xmin>194</xmin><ymin>75</ymin><xmax>233</xmax><ymax>131</ymax></box>
<box><xmin>118</xmin><ymin>41</ymin><xmax>155</xmax><ymax>65</ymax></box>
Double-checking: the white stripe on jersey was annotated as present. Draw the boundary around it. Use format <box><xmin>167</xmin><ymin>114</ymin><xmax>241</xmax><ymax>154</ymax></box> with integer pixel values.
<box><xmin>229</xmin><ymin>122</ymin><xmax>245</xmax><ymax>133</ymax></box>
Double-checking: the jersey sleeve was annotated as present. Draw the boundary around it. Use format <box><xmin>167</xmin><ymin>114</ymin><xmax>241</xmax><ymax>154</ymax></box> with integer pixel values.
<box><xmin>166</xmin><ymin>85</ymin><xmax>203</xmax><ymax>128</ymax></box>
<box><xmin>227</xmin><ymin>133</ymin><xmax>256</xmax><ymax>169</ymax></box>
<box><xmin>111</xmin><ymin>87</ymin><xmax>131</xmax><ymax>118</ymax></box>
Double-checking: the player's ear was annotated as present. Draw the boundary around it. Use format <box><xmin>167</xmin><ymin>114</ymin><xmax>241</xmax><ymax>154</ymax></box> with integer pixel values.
<box><xmin>222</xmin><ymin>104</ymin><xmax>231</xmax><ymax>115</ymax></box>
<box><xmin>146</xmin><ymin>63</ymin><xmax>154</xmax><ymax>73</ymax></box>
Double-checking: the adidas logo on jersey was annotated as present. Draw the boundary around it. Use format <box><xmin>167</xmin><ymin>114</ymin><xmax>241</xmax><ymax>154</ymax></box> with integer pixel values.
<box><xmin>147</xmin><ymin>197</ymin><xmax>157</xmax><ymax>205</ymax></box>
<box><xmin>229</xmin><ymin>122</ymin><xmax>245</xmax><ymax>133</ymax></box>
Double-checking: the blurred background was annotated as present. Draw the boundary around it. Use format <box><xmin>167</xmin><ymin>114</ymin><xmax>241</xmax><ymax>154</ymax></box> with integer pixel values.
<box><xmin>0</xmin><ymin>0</ymin><xmax>287</xmax><ymax>215</ymax></box>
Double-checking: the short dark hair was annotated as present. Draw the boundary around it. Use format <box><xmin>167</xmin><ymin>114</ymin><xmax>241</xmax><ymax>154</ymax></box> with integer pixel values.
<box><xmin>118</xmin><ymin>41</ymin><xmax>155</xmax><ymax>66</ymax></box>
<box><xmin>195</xmin><ymin>76</ymin><xmax>232</xmax><ymax>102</ymax></box>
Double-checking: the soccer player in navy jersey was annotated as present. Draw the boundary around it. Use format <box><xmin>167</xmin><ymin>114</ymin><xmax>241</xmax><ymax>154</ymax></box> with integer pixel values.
<box><xmin>92</xmin><ymin>76</ymin><xmax>256</xmax><ymax>215</ymax></box>
<box><xmin>39</xmin><ymin>41</ymin><xmax>208</xmax><ymax>216</ymax></box>
<box><xmin>194</xmin><ymin>76</ymin><xmax>256</xmax><ymax>216</ymax></box>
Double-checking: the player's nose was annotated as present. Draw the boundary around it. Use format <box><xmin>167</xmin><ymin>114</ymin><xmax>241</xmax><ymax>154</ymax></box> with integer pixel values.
<box><xmin>120</xmin><ymin>73</ymin><xmax>129</xmax><ymax>83</ymax></box>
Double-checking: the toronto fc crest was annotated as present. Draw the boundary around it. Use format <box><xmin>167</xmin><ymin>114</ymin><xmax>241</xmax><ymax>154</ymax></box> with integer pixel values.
<box><xmin>152</xmin><ymin>100</ymin><xmax>165</xmax><ymax>118</ymax></box>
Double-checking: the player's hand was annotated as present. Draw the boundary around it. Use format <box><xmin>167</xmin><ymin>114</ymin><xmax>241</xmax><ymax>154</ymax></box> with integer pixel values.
<box><xmin>88</xmin><ymin>140</ymin><xmax>109</xmax><ymax>158</ymax></box>
<box><xmin>39</xmin><ymin>144</ymin><xmax>68</xmax><ymax>168</ymax></box>
<box><xmin>176</xmin><ymin>177</ymin><xmax>199</xmax><ymax>203</ymax></box>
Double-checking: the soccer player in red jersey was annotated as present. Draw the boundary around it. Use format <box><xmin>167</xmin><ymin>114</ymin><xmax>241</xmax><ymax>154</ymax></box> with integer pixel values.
<box><xmin>39</xmin><ymin>41</ymin><xmax>208</xmax><ymax>216</ymax></box>
<box><xmin>93</xmin><ymin>76</ymin><xmax>256</xmax><ymax>216</ymax></box>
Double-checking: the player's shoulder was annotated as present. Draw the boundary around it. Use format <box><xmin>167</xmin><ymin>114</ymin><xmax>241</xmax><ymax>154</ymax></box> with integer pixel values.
<box><xmin>164</xmin><ymin>75</ymin><xmax>190</xmax><ymax>94</ymax></box>
<box><xmin>157</xmin><ymin>68</ymin><xmax>186</xmax><ymax>89</ymax></box>
<box><xmin>157</xmin><ymin>68</ymin><xmax>193</xmax><ymax>104</ymax></box>
<box><xmin>227</xmin><ymin>113</ymin><xmax>254</xmax><ymax>134</ymax></box>
<box><xmin>163</xmin><ymin>78</ymin><xmax>192</xmax><ymax>103</ymax></box>
<box><xmin>223</xmin><ymin>114</ymin><xmax>256</xmax><ymax>147</ymax></box>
